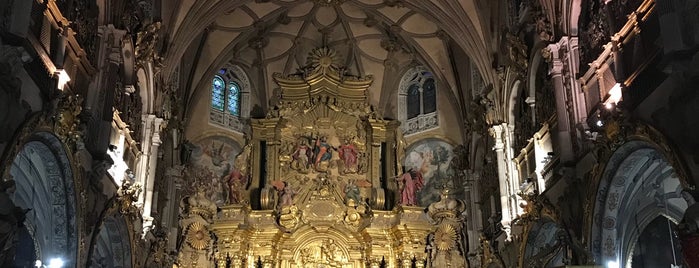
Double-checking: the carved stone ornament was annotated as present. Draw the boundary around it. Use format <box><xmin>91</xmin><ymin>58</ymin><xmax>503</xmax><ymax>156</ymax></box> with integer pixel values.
<box><xmin>135</xmin><ymin>22</ymin><xmax>162</xmax><ymax>70</ymax></box>
<box><xmin>116</xmin><ymin>180</ymin><xmax>142</xmax><ymax>215</ymax></box>
<box><xmin>311</xmin><ymin>0</ymin><xmax>348</xmax><ymax>6</ymax></box>
<box><xmin>54</xmin><ymin>94</ymin><xmax>85</xmax><ymax>147</ymax></box>
<box><xmin>506</xmin><ymin>32</ymin><xmax>529</xmax><ymax>74</ymax></box>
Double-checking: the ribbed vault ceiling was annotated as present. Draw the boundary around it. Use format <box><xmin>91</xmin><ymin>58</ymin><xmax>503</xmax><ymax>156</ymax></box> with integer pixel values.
<box><xmin>164</xmin><ymin>0</ymin><xmax>494</xmax><ymax>114</ymax></box>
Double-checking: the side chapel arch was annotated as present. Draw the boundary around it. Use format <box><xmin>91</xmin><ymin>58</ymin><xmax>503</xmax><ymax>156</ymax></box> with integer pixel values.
<box><xmin>589</xmin><ymin>140</ymin><xmax>694</xmax><ymax>266</ymax></box>
<box><xmin>7</xmin><ymin>132</ymin><xmax>79</xmax><ymax>267</ymax></box>
<box><xmin>520</xmin><ymin>218</ymin><xmax>567</xmax><ymax>268</ymax></box>
<box><xmin>90</xmin><ymin>215</ymin><xmax>134</xmax><ymax>268</ymax></box>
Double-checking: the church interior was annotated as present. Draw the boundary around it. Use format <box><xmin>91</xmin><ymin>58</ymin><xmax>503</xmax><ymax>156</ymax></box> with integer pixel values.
<box><xmin>1</xmin><ymin>0</ymin><xmax>699</xmax><ymax>267</ymax></box>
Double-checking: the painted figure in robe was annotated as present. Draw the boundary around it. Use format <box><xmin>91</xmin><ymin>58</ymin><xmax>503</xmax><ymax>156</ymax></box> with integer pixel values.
<box><xmin>338</xmin><ymin>139</ymin><xmax>358</xmax><ymax>173</ymax></box>
<box><xmin>313</xmin><ymin>136</ymin><xmax>333</xmax><ymax>170</ymax></box>
<box><xmin>291</xmin><ymin>139</ymin><xmax>313</xmax><ymax>171</ymax></box>
<box><xmin>396</xmin><ymin>167</ymin><xmax>424</xmax><ymax>206</ymax></box>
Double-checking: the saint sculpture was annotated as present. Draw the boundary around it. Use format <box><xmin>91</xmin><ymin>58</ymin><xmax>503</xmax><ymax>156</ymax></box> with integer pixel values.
<box><xmin>313</xmin><ymin>136</ymin><xmax>333</xmax><ymax>171</ymax></box>
<box><xmin>338</xmin><ymin>139</ymin><xmax>359</xmax><ymax>173</ymax></box>
<box><xmin>291</xmin><ymin>139</ymin><xmax>313</xmax><ymax>172</ymax></box>
<box><xmin>396</xmin><ymin>167</ymin><xmax>424</xmax><ymax>206</ymax></box>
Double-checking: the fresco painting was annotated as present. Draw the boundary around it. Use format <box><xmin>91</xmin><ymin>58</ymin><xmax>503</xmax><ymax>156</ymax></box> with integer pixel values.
<box><xmin>402</xmin><ymin>139</ymin><xmax>460</xmax><ymax>206</ymax></box>
<box><xmin>190</xmin><ymin>136</ymin><xmax>242</xmax><ymax>206</ymax></box>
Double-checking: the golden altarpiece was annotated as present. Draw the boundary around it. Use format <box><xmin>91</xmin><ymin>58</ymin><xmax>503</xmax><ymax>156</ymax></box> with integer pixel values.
<box><xmin>175</xmin><ymin>48</ymin><xmax>468</xmax><ymax>268</ymax></box>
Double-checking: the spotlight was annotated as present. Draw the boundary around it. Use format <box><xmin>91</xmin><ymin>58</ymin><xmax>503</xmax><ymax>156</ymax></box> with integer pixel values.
<box><xmin>606</xmin><ymin>260</ymin><xmax>619</xmax><ymax>268</ymax></box>
<box><xmin>48</xmin><ymin>258</ymin><xmax>64</xmax><ymax>268</ymax></box>
<box><xmin>596</xmin><ymin>120</ymin><xmax>604</xmax><ymax>127</ymax></box>
<box><xmin>605</xmin><ymin>102</ymin><xmax>615</xmax><ymax>110</ymax></box>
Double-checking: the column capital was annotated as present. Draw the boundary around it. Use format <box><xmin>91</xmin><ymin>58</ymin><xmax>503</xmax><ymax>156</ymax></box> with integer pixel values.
<box><xmin>489</xmin><ymin>124</ymin><xmax>506</xmax><ymax>151</ymax></box>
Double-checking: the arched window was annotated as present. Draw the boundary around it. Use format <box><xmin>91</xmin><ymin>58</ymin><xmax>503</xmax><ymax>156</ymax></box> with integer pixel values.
<box><xmin>211</xmin><ymin>75</ymin><xmax>225</xmax><ymax>111</ymax></box>
<box><xmin>209</xmin><ymin>65</ymin><xmax>251</xmax><ymax>132</ymax></box>
<box><xmin>398</xmin><ymin>66</ymin><xmax>438</xmax><ymax>135</ymax></box>
<box><xmin>227</xmin><ymin>82</ymin><xmax>240</xmax><ymax>116</ymax></box>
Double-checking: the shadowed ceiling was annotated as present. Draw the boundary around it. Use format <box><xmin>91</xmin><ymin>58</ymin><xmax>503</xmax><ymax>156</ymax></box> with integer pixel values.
<box><xmin>162</xmin><ymin>0</ymin><xmax>495</xmax><ymax>119</ymax></box>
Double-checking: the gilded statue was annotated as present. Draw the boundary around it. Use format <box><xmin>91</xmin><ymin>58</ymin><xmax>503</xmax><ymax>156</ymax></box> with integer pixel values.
<box><xmin>278</xmin><ymin>204</ymin><xmax>301</xmax><ymax>230</ymax></box>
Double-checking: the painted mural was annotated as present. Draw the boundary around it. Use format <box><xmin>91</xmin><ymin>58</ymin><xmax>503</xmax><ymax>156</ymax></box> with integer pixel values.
<box><xmin>402</xmin><ymin>138</ymin><xmax>460</xmax><ymax>206</ymax></box>
<box><xmin>189</xmin><ymin>136</ymin><xmax>242</xmax><ymax>206</ymax></box>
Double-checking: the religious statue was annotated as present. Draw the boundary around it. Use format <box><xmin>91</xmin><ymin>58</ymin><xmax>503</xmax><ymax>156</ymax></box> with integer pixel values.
<box><xmin>0</xmin><ymin>180</ymin><xmax>29</xmax><ymax>267</ymax></box>
<box><xmin>356</xmin><ymin>152</ymin><xmax>368</xmax><ymax>174</ymax></box>
<box><xmin>224</xmin><ymin>167</ymin><xmax>248</xmax><ymax>205</ymax></box>
<box><xmin>275</xmin><ymin>181</ymin><xmax>296</xmax><ymax>209</ymax></box>
<box><xmin>344</xmin><ymin>179</ymin><xmax>361</xmax><ymax>205</ymax></box>
<box><xmin>291</xmin><ymin>138</ymin><xmax>313</xmax><ymax>172</ymax></box>
<box><xmin>313</xmin><ymin>136</ymin><xmax>334</xmax><ymax>171</ymax></box>
<box><xmin>338</xmin><ymin>138</ymin><xmax>359</xmax><ymax>174</ymax></box>
<box><xmin>118</xmin><ymin>180</ymin><xmax>142</xmax><ymax>214</ymax></box>
<box><xmin>222</xmin><ymin>143</ymin><xmax>252</xmax><ymax>204</ymax></box>
<box><xmin>320</xmin><ymin>239</ymin><xmax>338</xmax><ymax>263</ymax></box>
<box><xmin>396</xmin><ymin>167</ymin><xmax>424</xmax><ymax>206</ymax></box>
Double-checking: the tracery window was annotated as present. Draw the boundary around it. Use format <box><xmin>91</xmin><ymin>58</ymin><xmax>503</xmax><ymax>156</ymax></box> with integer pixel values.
<box><xmin>211</xmin><ymin>75</ymin><xmax>225</xmax><ymax>111</ymax></box>
<box><xmin>398</xmin><ymin>66</ymin><xmax>438</xmax><ymax>135</ymax></box>
<box><xmin>209</xmin><ymin>65</ymin><xmax>251</xmax><ymax>132</ymax></box>
<box><xmin>227</xmin><ymin>82</ymin><xmax>240</xmax><ymax>116</ymax></box>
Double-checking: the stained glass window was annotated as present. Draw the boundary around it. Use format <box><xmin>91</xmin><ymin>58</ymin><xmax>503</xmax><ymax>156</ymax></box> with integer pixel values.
<box><xmin>399</xmin><ymin>66</ymin><xmax>438</xmax><ymax>134</ymax></box>
<box><xmin>423</xmin><ymin>78</ymin><xmax>436</xmax><ymax>114</ymax></box>
<box><xmin>227</xmin><ymin>82</ymin><xmax>240</xmax><ymax>116</ymax></box>
<box><xmin>211</xmin><ymin>75</ymin><xmax>225</xmax><ymax>111</ymax></box>
<box><xmin>407</xmin><ymin>84</ymin><xmax>421</xmax><ymax>119</ymax></box>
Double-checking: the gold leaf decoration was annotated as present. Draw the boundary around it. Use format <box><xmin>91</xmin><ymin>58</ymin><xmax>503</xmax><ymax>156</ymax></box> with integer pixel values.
<box><xmin>306</xmin><ymin>47</ymin><xmax>340</xmax><ymax>74</ymax></box>
<box><xmin>186</xmin><ymin>222</ymin><xmax>211</xmax><ymax>250</ymax></box>
<box><xmin>434</xmin><ymin>223</ymin><xmax>457</xmax><ymax>251</ymax></box>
